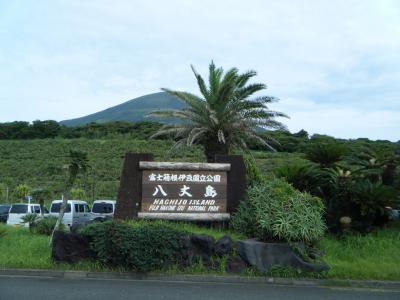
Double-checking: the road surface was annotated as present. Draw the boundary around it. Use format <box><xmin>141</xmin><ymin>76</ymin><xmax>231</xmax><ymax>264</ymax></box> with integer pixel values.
<box><xmin>0</xmin><ymin>275</ymin><xmax>399</xmax><ymax>300</ymax></box>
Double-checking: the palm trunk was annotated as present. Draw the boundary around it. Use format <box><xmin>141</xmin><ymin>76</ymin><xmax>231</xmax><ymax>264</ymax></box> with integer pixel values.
<box><xmin>50</xmin><ymin>175</ymin><xmax>75</xmax><ymax>246</ymax></box>
<box><xmin>204</xmin><ymin>139</ymin><xmax>229</xmax><ymax>162</ymax></box>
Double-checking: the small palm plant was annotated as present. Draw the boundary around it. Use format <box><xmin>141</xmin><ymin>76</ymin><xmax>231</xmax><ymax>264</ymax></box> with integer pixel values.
<box><xmin>51</xmin><ymin>150</ymin><xmax>89</xmax><ymax>242</ymax></box>
<box><xmin>21</xmin><ymin>213</ymin><xmax>39</xmax><ymax>233</ymax></box>
<box><xmin>148</xmin><ymin>62</ymin><xmax>288</xmax><ymax>161</ymax></box>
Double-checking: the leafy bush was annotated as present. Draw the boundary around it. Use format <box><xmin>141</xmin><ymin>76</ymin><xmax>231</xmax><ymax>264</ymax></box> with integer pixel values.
<box><xmin>243</xmin><ymin>155</ymin><xmax>264</xmax><ymax>186</ymax></box>
<box><xmin>79</xmin><ymin>221</ymin><xmax>187</xmax><ymax>272</ymax></box>
<box><xmin>34</xmin><ymin>216</ymin><xmax>59</xmax><ymax>235</ymax></box>
<box><xmin>231</xmin><ymin>177</ymin><xmax>326</xmax><ymax>243</ymax></box>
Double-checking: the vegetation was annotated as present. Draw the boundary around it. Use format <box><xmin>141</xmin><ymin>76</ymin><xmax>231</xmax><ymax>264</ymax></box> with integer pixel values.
<box><xmin>1</xmin><ymin>222</ymin><xmax>399</xmax><ymax>280</ymax></box>
<box><xmin>53</xmin><ymin>150</ymin><xmax>89</xmax><ymax>234</ymax></box>
<box><xmin>231</xmin><ymin>177</ymin><xmax>326</xmax><ymax>243</ymax></box>
<box><xmin>275</xmin><ymin>142</ymin><xmax>400</xmax><ymax>232</ymax></box>
<box><xmin>21</xmin><ymin>213</ymin><xmax>40</xmax><ymax>232</ymax></box>
<box><xmin>149</xmin><ymin>62</ymin><xmax>287</xmax><ymax>161</ymax></box>
<box><xmin>79</xmin><ymin>221</ymin><xmax>187</xmax><ymax>272</ymax></box>
<box><xmin>0</xmin><ymin>138</ymin><xmax>205</xmax><ymax>204</ymax></box>
<box><xmin>34</xmin><ymin>216</ymin><xmax>59</xmax><ymax>236</ymax></box>
<box><xmin>0</xmin><ymin>120</ymin><xmax>163</xmax><ymax>140</ymax></box>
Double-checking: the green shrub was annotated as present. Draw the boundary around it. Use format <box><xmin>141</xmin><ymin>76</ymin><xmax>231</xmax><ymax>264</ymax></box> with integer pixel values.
<box><xmin>243</xmin><ymin>155</ymin><xmax>264</xmax><ymax>186</ymax></box>
<box><xmin>34</xmin><ymin>216</ymin><xmax>59</xmax><ymax>235</ymax></box>
<box><xmin>231</xmin><ymin>177</ymin><xmax>326</xmax><ymax>243</ymax></box>
<box><xmin>80</xmin><ymin>221</ymin><xmax>187</xmax><ymax>272</ymax></box>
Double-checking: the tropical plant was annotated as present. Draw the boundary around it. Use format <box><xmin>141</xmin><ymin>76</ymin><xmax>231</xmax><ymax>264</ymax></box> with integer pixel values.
<box><xmin>52</xmin><ymin>150</ymin><xmax>89</xmax><ymax>240</ymax></box>
<box><xmin>306</xmin><ymin>142</ymin><xmax>347</xmax><ymax>168</ymax></box>
<box><xmin>231</xmin><ymin>177</ymin><xmax>326</xmax><ymax>243</ymax></box>
<box><xmin>21</xmin><ymin>213</ymin><xmax>39</xmax><ymax>232</ymax></box>
<box><xmin>31</xmin><ymin>187</ymin><xmax>51</xmax><ymax>217</ymax></box>
<box><xmin>148</xmin><ymin>61</ymin><xmax>288</xmax><ymax>161</ymax></box>
<box><xmin>273</xmin><ymin>162</ymin><xmax>323</xmax><ymax>193</ymax></box>
<box><xmin>14</xmin><ymin>184</ymin><xmax>31</xmax><ymax>201</ymax></box>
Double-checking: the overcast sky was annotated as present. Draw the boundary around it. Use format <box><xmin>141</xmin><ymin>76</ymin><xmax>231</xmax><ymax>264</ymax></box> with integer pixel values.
<box><xmin>1</xmin><ymin>0</ymin><xmax>399</xmax><ymax>141</ymax></box>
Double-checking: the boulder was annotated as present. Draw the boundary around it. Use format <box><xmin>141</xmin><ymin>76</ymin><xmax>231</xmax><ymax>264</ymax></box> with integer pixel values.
<box><xmin>226</xmin><ymin>256</ymin><xmax>247</xmax><ymax>273</ymax></box>
<box><xmin>237</xmin><ymin>239</ymin><xmax>329</xmax><ymax>273</ymax></box>
<box><xmin>215</xmin><ymin>235</ymin><xmax>233</xmax><ymax>257</ymax></box>
<box><xmin>180</xmin><ymin>234</ymin><xmax>215</xmax><ymax>265</ymax></box>
<box><xmin>52</xmin><ymin>230</ymin><xmax>94</xmax><ymax>264</ymax></box>
<box><xmin>190</xmin><ymin>234</ymin><xmax>215</xmax><ymax>259</ymax></box>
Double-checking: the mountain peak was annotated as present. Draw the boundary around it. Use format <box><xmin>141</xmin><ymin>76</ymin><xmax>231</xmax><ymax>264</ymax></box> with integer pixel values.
<box><xmin>60</xmin><ymin>92</ymin><xmax>185</xmax><ymax>126</ymax></box>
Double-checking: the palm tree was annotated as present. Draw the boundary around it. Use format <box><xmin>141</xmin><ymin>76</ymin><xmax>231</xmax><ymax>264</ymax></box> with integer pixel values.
<box><xmin>51</xmin><ymin>150</ymin><xmax>89</xmax><ymax>243</ymax></box>
<box><xmin>148</xmin><ymin>62</ymin><xmax>288</xmax><ymax>161</ymax></box>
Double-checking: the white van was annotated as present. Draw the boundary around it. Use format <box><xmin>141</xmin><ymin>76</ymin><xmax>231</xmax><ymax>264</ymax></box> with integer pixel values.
<box><xmin>49</xmin><ymin>200</ymin><xmax>91</xmax><ymax>227</ymax></box>
<box><xmin>7</xmin><ymin>203</ymin><xmax>46</xmax><ymax>227</ymax></box>
<box><xmin>91</xmin><ymin>200</ymin><xmax>116</xmax><ymax>221</ymax></box>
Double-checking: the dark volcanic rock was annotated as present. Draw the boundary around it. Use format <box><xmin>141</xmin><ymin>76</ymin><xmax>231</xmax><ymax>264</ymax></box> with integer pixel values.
<box><xmin>180</xmin><ymin>234</ymin><xmax>216</xmax><ymax>265</ymax></box>
<box><xmin>226</xmin><ymin>256</ymin><xmax>247</xmax><ymax>273</ymax></box>
<box><xmin>52</xmin><ymin>230</ymin><xmax>94</xmax><ymax>264</ymax></box>
<box><xmin>215</xmin><ymin>235</ymin><xmax>233</xmax><ymax>256</ymax></box>
<box><xmin>237</xmin><ymin>239</ymin><xmax>329</xmax><ymax>273</ymax></box>
<box><xmin>190</xmin><ymin>234</ymin><xmax>215</xmax><ymax>258</ymax></box>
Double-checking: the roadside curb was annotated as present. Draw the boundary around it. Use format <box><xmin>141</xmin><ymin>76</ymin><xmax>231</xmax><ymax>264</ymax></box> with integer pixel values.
<box><xmin>1</xmin><ymin>268</ymin><xmax>400</xmax><ymax>290</ymax></box>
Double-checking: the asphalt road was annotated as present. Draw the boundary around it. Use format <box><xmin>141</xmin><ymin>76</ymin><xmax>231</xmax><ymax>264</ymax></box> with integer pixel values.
<box><xmin>0</xmin><ymin>276</ymin><xmax>399</xmax><ymax>300</ymax></box>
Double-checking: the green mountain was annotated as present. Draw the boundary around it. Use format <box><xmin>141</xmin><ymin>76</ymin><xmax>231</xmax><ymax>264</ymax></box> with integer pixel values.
<box><xmin>60</xmin><ymin>92</ymin><xmax>185</xmax><ymax>126</ymax></box>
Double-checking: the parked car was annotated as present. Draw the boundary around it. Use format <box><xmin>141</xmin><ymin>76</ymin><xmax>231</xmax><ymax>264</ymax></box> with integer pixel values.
<box><xmin>49</xmin><ymin>200</ymin><xmax>91</xmax><ymax>227</ymax></box>
<box><xmin>0</xmin><ymin>204</ymin><xmax>11</xmax><ymax>223</ymax></box>
<box><xmin>91</xmin><ymin>200</ymin><xmax>116</xmax><ymax>221</ymax></box>
<box><xmin>7</xmin><ymin>203</ymin><xmax>48</xmax><ymax>227</ymax></box>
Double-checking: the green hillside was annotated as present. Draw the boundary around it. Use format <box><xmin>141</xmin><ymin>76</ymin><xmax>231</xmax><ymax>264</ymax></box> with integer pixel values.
<box><xmin>0</xmin><ymin>138</ymin><xmax>205</xmax><ymax>203</ymax></box>
<box><xmin>60</xmin><ymin>92</ymin><xmax>185</xmax><ymax>126</ymax></box>
<box><xmin>0</xmin><ymin>138</ymin><xmax>305</xmax><ymax>204</ymax></box>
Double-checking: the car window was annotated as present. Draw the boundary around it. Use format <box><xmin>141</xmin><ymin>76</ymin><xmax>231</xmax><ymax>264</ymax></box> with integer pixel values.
<box><xmin>92</xmin><ymin>203</ymin><xmax>114</xmax><ymax>214</ymax></box>
<box><xmin>0</xmin><ymin>206</ymin><xmax>11</xmax><ymax>214</ymax></box>
<box><xmin>84</xmin><ymin>205</ymin><xmax>91</xmax><ymax>213</ymax></box>
<box><xmin>10</xmin><ymin>204</ymin><xmax>28</xmax><ymax>214</ymax></box>
<box><xmin>50</xmin><ymin>203</ymin><xmax>71</xmax><ymax>213</ymax></box>
<box><xmin>32</xmin><ymin>206</ymin><xmax>41</xmax><ymax>214</ymax></box>
<box><xmin>75</xmin><ymin>204</ymin><xmax>85</xmax><ymax>213</ymax></box>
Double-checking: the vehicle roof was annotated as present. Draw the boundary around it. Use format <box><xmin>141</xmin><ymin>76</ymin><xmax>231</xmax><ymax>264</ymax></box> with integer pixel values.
<box><xmin>93</xmin><ymin>200</ymin><xmax>116</xmax><ymax>203</ymax></box>
<box><xmin>0</xmin><ymin>204</ymin><xmax>11</xmax><ymax>206</ymax></box>
<box><xmin>51</xmin><ymin>200</ymin><xmax>88</xmax><ymax>204</ymax></box>
<box><xmin>10</xmin><ymin>203</ymin><xmax>40</xmax><ymax>206</ymax></box>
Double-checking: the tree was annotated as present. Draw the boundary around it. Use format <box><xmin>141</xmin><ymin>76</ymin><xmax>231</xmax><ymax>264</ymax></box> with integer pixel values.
<box><xmin>31</xmin><ymin>187</ymin><xmax>51</xmax><ymax>217</ymax></box>
<box><xmin>148</xmin><ymin>61</ymin><xmax>288</xmax><ymax>161</ymax></box>
<box><xmin>51</xmin><ymin>150</ymin><xmax>89</xmax><ymax>242</ymax></box>
<box><xmin>14</xmin><ymin>184</ymin><xmax>31</xmax><ymax>202</ymax></box>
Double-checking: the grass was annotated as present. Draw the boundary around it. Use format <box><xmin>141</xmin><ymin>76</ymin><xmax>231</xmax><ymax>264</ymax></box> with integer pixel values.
<box><xmin>321</xmin><ymin>222</ymin><xmax>400</xmax><ymax>280</ymax></box>
<box><xmin>1</xmin><ymin>222</ymin><xmax>399</xmax><ymax>280</ymax></box>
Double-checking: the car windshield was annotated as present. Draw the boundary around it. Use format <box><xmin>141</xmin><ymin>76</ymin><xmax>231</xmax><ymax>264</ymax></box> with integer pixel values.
<box><xmin>92</xmin><ymin>203</ymin><xmax>114</xmax><ymax>214</ymax></box>
<box><xmin>0</xmin><ymin>205</ymin><xmax>11</xmax><ymax>214</ymax></box>
<box><xmin>50</xmin><ymin>203</ymin><xmax>71</xmax><ymax>213</ymax></box>
<box><xmin>10</xmin><ymin>204</ymin><xmax>28</xmax><ymax>214</ymax></box>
